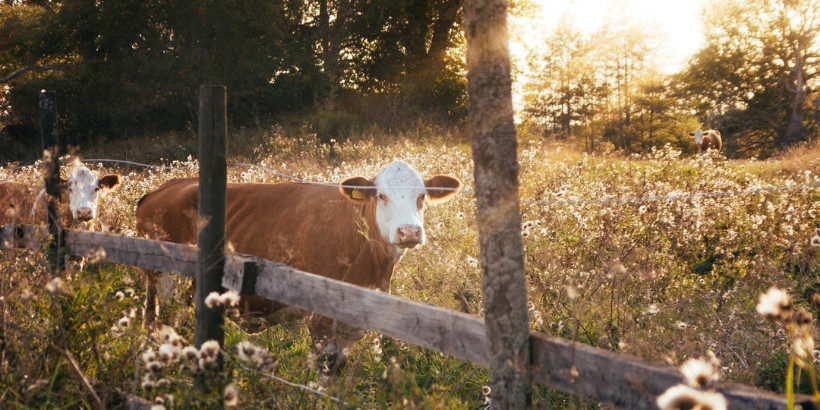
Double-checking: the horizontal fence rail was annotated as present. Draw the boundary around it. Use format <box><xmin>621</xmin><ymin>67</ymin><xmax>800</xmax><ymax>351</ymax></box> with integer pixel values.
<box><xmin>1</xmin><ymin>224</ymin><xmax>811</xmax><ymax>409</ymax></box>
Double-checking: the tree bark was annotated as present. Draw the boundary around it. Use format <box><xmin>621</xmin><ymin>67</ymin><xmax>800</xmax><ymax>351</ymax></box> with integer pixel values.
<box><xmin>782</xmin><ymin>41</ymin><xmax>806</xmax><ymax>149</ymax></box>
<box><xmin>463</xmin><ymin>0</ymin><xmax>529</xmax><ymax>408</ymax></box>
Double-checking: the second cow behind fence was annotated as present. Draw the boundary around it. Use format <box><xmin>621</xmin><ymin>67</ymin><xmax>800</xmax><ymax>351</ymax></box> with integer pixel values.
<box><xmin>136</xmin><ymin>160</ymin><xmax>461</xmax><ymax>379</ymax></box>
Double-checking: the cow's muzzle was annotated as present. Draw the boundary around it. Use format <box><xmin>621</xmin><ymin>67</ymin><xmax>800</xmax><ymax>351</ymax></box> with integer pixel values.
<box><xmin>75</xmin><ymin>207</ymin><xmax>94</xmax><ymax>221</ymax></box>
<box><xmin>396</xmin><ymin>225</ymin><xmax>422</xmax><ymax>247</ymax></box>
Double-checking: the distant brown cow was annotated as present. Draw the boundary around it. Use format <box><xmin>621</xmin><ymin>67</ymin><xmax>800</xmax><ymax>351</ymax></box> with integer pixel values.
<box><xmin>136</xmin><ymin>160</ymin><xmax>460</xmax><ymax>378</ymax></box>
<box><xmin>0</xmin><ymin>164</ymin><xmax>121</xmax><ymax>228</ymax></box>
<box><xmin>690</xmin><ymin>129</ymin><xmax>722</xmax><ymax>155</ymax></box>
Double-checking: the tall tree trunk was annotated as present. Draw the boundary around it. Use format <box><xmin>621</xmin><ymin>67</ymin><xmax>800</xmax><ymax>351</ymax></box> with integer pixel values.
<box><xmin>463</xmin><ymin>0</ymin><xmax>529</xmax><ymax>408</ymax></box>
<box><xmin>783</xmin><ymin>43</ymin><xmax>806</xmax><ymax>149</ymax></box>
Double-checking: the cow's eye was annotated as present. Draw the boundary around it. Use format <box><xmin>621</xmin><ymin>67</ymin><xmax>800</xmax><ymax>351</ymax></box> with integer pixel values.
<box><xmin>376</xmin><ymin>193</ymin><xmax>388</xmax><ymax>203</ymax></box>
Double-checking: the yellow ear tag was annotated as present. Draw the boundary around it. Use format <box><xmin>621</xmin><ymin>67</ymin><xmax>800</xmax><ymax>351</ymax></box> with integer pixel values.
<box><xmin>351</xmin><ymin>189</ymin><xmax>364</xmax><ymax>200</ymax></box>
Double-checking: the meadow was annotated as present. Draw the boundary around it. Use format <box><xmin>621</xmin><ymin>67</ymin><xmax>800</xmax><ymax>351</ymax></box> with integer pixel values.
<box><xmin>0</xmin><ymin>125</ymin><xmax>818</xmax><ymax>408</ymax></box>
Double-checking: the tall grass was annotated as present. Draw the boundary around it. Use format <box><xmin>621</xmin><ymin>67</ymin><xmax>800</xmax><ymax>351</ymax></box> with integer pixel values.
<box><xmin>0</xmin><ymin>124</ymin><xmax>817</xmax><ymax>407</ymax></box>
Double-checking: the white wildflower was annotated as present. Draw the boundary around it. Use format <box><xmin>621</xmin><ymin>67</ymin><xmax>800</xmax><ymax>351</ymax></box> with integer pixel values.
<box><xmin>679</xmin><ymin>358</ymin><xmax>720</xmax><ymax>388</ymax></box>
<box><xmin>205</xmin><ymin>292</ymin><xmax>221</xmax><ymax>308</ymax></box>
<box><xmin>656</xmin><ymin>384</ymin><xmax>727</xmax><ymax>410</ymax></box>
<box><xmin>224</xmin><ymin>384</ymin><xmax>239</xmax><ymax>407</ymax></box>
<box><xmin>219</xmin><ymin>290</ymin><xmax>240</xmax><ymax>307</ymax></box>
<box><xmin>756</xmin><ymin>287</ymin><xmax>793</xmax><ymax>321</ymax></box>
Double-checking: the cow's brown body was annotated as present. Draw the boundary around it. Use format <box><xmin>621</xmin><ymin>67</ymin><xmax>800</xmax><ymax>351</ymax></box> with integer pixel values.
<box><xmin>137</xmin><ymin>177</ymin><xmax>396</xmax><ymax>373</ymax></box>
<box><xmin>693</xmin><ymin>129</ymin><xmax>722</xmax><ymax>154</ymax></box>
<box><xmin>0</xmin><ymin>182</ymin><xmax>72</xmax><ymax>226</ymax></box>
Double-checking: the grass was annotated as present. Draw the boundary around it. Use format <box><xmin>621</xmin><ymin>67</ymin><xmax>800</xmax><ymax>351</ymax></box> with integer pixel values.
<box><xmin>0</xmin><ymin>123</ymin><xmax>818</xmax><ymax>408</ymax></box>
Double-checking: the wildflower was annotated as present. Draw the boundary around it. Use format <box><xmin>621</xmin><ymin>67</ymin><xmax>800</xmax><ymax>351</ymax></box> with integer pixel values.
<box><xmin>482</xmin><ymin>385</ymin><xmax>491</xmax><ymax>396</ymax></box>
<box><xmin>45</xmin><ymin>277</ymin><xmax>70</xmax><ymax>295</ymax></box>
<box><xmin>205</xmin><ymin>292</ymin><xmax>221</xmax><ymax>308</ymax></box>
<box><xmin>811</xmin><ymin>233</ymin><xmax>820</xmax><ymax>247</ymax></box>
<box><xmin>158</xmin><ymin>344</ymin><xmax>179</xmax><ymax>363</ymax></box>
<box><xmin>182</xmin><ymin>346</ymin><xmax>199</xmax><ymax>361</ymax></box>
<box><xmin>236</xmin><ymin>341</ymin><xmax>262</xmax><ymax>364</ymax></box>
<box><xmin>656</xmin><ymin>384</ymin><xmax>727</xmax><ymax>410</ymax></box>
<box><xmin>795</xmin><ymin>308</ymin><xmax>813</xmax><ymax>326</ymax></box>
<box><xmin>141</xmin><ymin>373</ymin><xmax>156</xmax><ymax>390</ymax></box>
<box><xmin>145</xmin><ymin>360</ymin><xmax>164</xmax><ymax>373</ymax></box>
<box><xmin>118</xmin><ymin>316</ymin><xmax>131</xmax><ymax>329</ymax></box>
<box><xmin>125</xmin><ymin>288</ymin><xmax>135</xmax><ymax>297</ymax></box>
<box><xmin>200</xmin><ymin>340</ymin><xmax>221</xmax><ymax>359</ymax></box>
<box><xmin>755</xmin><ymin>287</ymin><xmax>793</xmax><ymax>321</ymax></box>
<box><xmin>565</xmin><ymin>284</ymin><xmax>579</xmax><ymax>300</ymax></box>
<box><xmin>219</xmin><ymin>290</ymin><xmax>240</xmax><ymax>307</ymax></box>
<box><xmin>142</xmin><ymin>348</ymin><xmax>157</xmax><ymax>364</ymax></box>
<box><xmin>679</xmin><ymin>358</ymin><xmax>720</xmax><ymax>389</ymax></box>
<box><xmin>159</xmin><ymin>326</ymin><xmax>185</xmax><ymax>347</ymax></box>
<box><xmin>224</xmin><ymin>384</ymin><xmax>239</xmax><ymax>407</ymax></box>
<box><xmin>156</xmin><ymin>378</ymin><xmax>170</xmax><ymax>388</ymax></box>
<box><xmin>115</xmin><ymin>291</ymin><xmax>125</xmax><ymax>300</ymax></box>
<box><xmin>792</xmin><ymin>334</ymin><xmax>814</xmax><ymax>361</ymax></box>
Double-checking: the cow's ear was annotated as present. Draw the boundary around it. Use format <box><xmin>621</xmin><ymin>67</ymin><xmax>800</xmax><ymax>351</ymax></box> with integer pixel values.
<box><xmin>98</xmin><ymin>174</ymin><xmax>121</xmax><ymax>191</ymax></box>
<box><xmin>425</xmin><ymin>175</ymin><xmax>461</xmax><ymax>203</ymax></box>
<box><xmin>340</xmin><ymin>177</ymin><xmax>375</xmax><ymax>202</ymax></box>
<box><xmin>688</xmin><ymin>132</ymin><xmax>694</xmax><ymax>136</ymax></box>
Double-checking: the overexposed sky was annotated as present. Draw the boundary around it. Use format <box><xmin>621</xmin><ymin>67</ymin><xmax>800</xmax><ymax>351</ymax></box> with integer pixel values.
<box><xmin>510</xmin><ymin>0</ymin><xmax>709</xmax><ymax>73</ymax></box>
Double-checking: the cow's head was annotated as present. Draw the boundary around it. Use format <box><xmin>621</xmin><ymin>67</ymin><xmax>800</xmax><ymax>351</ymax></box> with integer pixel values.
<box><xmin>689</xmin><ymin>129</ymin><xmax>705</xmax><ymax>144</ymax></box>
<box><xmin>64</xmin><ymin>165</ymin><xmax>121</xmax><ymax>223</ymax></box>
<box><xmin>340</xmin><ymin>161</ymin><xmax>460</xmax><ymax>254</ymax></box>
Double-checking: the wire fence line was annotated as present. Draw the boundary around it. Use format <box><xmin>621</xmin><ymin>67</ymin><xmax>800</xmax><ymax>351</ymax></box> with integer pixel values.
<box><xmin>3</xmin><ymin>157</ymin><xmax>818</xmax><ymax>206</ymax></box>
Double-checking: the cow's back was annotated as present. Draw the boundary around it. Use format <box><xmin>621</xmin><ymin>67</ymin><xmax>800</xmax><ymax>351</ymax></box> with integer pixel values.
<box><xmin>0</xmin><ymin>182</ymin><xmax>45</xmax><ymax>225</ymax></box>
<box><xmin>137</xmin><ymin>179</ymin><xmax>393</xmax><ymax>288</ymax></box>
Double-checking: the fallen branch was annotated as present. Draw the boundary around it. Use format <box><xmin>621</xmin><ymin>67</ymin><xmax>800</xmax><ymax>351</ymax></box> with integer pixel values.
<box><xmin>0</xmin><ymin>64</ymin><xmax>58</xmax><ymax>84</ymax></box>
<box><xmin>52</xmin><ymin>345</ymin><xmax>105</xmax><ymax>410</ymax></box>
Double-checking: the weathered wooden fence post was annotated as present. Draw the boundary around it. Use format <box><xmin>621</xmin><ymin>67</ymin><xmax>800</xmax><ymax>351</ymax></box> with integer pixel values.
<box><xmin>40</xmin><ymin>90</ymin><xmax>63</xmax><ymax>275</ymax></box>
<box><xmin>194</xmin><ymin>85</ymin><xmax>227</xmax><ymax>351</ymax></box>
<box><xmin>463</xmin><ymin>1</ymin><xmax>530</xmax><ymax>408</ymax></box>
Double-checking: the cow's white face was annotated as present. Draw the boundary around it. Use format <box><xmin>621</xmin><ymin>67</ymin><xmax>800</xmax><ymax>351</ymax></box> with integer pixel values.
<box><xmin>65</xmin><ymin>166</ymin><xmax>121</xmax><ymax>222</ymax></box>
<box><xmin>340</xmin><ymin>160</ymin><xmax>461</xmax><ymax>258</ymax></box>
<box><xmin>693</xmin><ymin>129</ymin><xmax>704</xmax><ymax>144</ymax></box>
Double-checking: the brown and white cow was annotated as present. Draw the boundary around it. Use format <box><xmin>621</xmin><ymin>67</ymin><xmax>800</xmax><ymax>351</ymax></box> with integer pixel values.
<box><xmin>0</xmin><ymin>164</ymin><xmax>121</xmax><ymax>228</ymax></box>
<box><xmin>690</xmin><ymin>129</ymin><xmax>722</xmax><ymax>155</ymax></box>
<box><xmin>136</xmin><ymin>160</ymin><xmax>461</xmax><ymax>377</ymax></box>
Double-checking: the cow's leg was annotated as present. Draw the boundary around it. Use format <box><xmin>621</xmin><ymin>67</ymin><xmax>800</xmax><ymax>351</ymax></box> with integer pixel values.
<box><xmin>306</xmin><ymin>314</ymin><xmax>365</xmax><ymax>384</ymax></box>
<box><xmin>143</xmin><ymin>269</ymin><xmax>160</xmax><ymax>327</ymax></box>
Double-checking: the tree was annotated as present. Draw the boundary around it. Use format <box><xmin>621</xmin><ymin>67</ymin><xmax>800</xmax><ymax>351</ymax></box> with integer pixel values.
<box><xmin>523</xmin><ymin>17</ymin><xmax>607</xmax><ymax>143</ymax></box>
<box><xmin>463</xmin><ymin>0</ymin><xmax>529</xmax><ymax>407</ymax></box>
<box><xmin>680</xmin><ymin>0</ymin><xmax>819</xmax><ymax>155</ymax></box>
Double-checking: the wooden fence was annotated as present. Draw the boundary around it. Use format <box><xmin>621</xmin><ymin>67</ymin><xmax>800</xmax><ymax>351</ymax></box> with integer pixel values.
<box><xmin>1</xmin><ymin>225</ymin><xmax>811</xmax><ymax>409</ymax></box>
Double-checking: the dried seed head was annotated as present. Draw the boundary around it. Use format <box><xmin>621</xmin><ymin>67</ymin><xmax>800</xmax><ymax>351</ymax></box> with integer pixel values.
<box><xmin>141</xmin><ymin>373</ymin><xmax>156</xmax><ymax>390</ymax></box>
<box><xmin>145</xmin><ymin>360</ymin><xmax>164</xmax><ymax>373</ymax></box>
<box><xmin>45</xmin><ymin>277</ymin><xmax>70</xmax><ymax>295</ymax></box>
<box><xmin>656</xmin><ymin>384</ymin><xmax>727</xmax><ymax>410</ymax></box>
<box><xmin>755</xmin><ymin>287</ymin><xmax>793</xmax><ymax>321</ymax></box>
<box><xmin>219</xmin><ymin>290</ymin><xmax>240</xmax><ymax>307</ymax></box>
<box><xmin>482</xmin><ymin>385</ymin><xmax>492</xmax><ymax>396</ymax></box>
<box><xmin>795</xmin><ymin>308</ymin><xmax>813</xmax><ymax>327</ymax></box>
<box><xmin>200</xmin><ymin>340</ymin><xmax>220</xmax><ymax>359</ymax></box>
<box><xmin>205</xmin><ymin>292</ymin><xmax>221</xmax><ymax>308</ymax></box>
<box><xmin>224</xmin><ymin>384</ymin><xmax>239</xmax><ymax>407</ymax></box>
<box><xmin>236</xmin><ymin>341</ymin><xmax>262</xmax><ymax>364</ymax></box>
<box><xmin>679</xmin><ymin>358</ymin><xmax>720</xmax><ymax>389</ymax></box>
<box><xmin>142</xmin><ymin>348</ymin><xmax>157</xmax><ymax>364</ymax></box>
<box><xmin>118</xmin><ymin>316</ymin><xmax>131</xmax><ymax>329</ymax></box>
<box><xmin>115</xmin><ymin>291</ymin><xmax>125</xmax><ymax>300</ymax></box>
<box><xmin>158</xmin><ymin>344</ymin><xmax>179</xmax><ymax>363</ymax></box>
<box><xmin>182</xmin><ymin>346</ymin><xmax>199</xmax><ymax>361</ymax></box>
